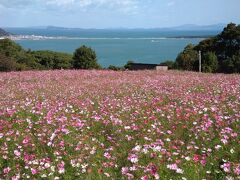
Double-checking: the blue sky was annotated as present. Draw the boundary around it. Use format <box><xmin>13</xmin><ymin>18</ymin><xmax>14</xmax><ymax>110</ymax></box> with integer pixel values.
<box><xmin>0</xmin><ymin>0</ymin><xmax>239</xmax><ymax>28</ymax></box>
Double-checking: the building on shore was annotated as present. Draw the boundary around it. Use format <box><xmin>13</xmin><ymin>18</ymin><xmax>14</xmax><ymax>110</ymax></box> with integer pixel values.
<box><xmin>128</xmin><ymin>63</ymin><xmax>168</xmax><ymax>71</ymax></box>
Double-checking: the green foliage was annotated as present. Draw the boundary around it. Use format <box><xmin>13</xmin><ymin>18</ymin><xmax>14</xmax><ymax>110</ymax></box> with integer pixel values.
<box><xmin>215</xmin><ymin>23</ymin><xmax>240</xmax><ymax>72</ymax></box>
<box><xmin>194</xmin><ymin>23</ymin><xmax>240</xmax><ymax>73</ymax></box>
<box><xmin>72</xmin><ymin>45</ymin><xmax>101</xmax><ymax>69</ymax></box>
<box><xmin>202</xmin><ymin>52</ymin><xmax>218</xmax><ymax>73</ymax></box>
<box><xmin>124</xmin><ymin>60</ymin><xmax>135</xmax><ymax>70</ymax></box>
<box><xmin>215</xmin><ymin>23</ymin><xmax>240</xmax><ymax>60</ymax></box>
<box><xmin>0</xmin><ymin>53</ymin><xmax>17</xmax><ymax>72</ymax></box>
<box><xmin>175</xmin><ymin>44</ymin><xmax>198</xmax><ymax>71</ymax></box>
<box><xmin>222</xmin><ymin>51</ymin><xmax>240</xmax><ymax>73</ymax></box>
<box><xmin>108</xmin><ymin>65</ymin><xmax>123</xmax><ymax>71</ymax></box>
<box><xmin>160</xmin><ymin>60</ymin><xmax>176</xmax><ymax>69</ymax></box>
<box><xmin>194</xmin><ymin>38</ymin><xmax>216</xmax><ymax>53</ymax></box>
<box><xmin>0</xmin><ymin>38</ymin><xmax>42</xmax><ymax>70</ymax></box>
<box><xmin>0</xmin><ymin>38</ymin><xmax>23</xmax><ymax>57</ymax></box>
<box><xmin>177</xmin><ymin>23</ymin><xmax>240</xmax><ymax>73</ymax></box>
<box><xmin>30</xmin><ymin>50</ymin><xmax>72</xmax><ymax>70</ymax></box>
<box><xmin>0</xmin><ymin>39</ymin><xmax>85</xmax><ymax>71</ymax></box>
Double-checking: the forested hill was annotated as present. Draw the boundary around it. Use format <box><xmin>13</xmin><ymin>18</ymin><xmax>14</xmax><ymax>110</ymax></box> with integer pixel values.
<box><xmin>0</xmin><ymin>28</ymin><xmax>10</xmax><ymax>36</ymax></box>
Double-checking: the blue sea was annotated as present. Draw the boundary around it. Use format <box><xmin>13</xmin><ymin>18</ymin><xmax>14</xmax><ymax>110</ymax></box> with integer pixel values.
<box><xmin>5</xmin><ymin>28</ymin><xmax>220</xmax><ymax>67</ymax></box>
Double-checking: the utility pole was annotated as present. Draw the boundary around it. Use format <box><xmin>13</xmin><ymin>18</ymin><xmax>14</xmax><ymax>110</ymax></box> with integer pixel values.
<box><xmin>199</xmin><ymin>51</ymin><xmax>202</xmax><ymax>72</ymax></box>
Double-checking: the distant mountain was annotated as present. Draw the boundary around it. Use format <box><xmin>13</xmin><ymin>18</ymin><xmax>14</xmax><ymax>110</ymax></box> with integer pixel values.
<box><xmin>17</xmin><ymin>23</ymin><xmax>227</xmax><ymax>31</ymax></box>
<box><xmin>46</xmin><ymin>26</ymin><xmax>70</xmax><ymax>30</ymax></box>
<box><xmin>3</xmin><ymin>23</ymin><xmax>227</xmax><ymax>35</ymax></box>
<box><xmin>45</xmin><ymin>26</ymin><xmax>102</xmax><ymax>31</ymax></box>
<box><xmin>160</xmin><ymin>23</ymin><xmax>227</xmax><ymax>31</ymax></box>
<box><xmin>0</xmin><ymin>28</ymin><xmax>10</xmax><ymax>36</ymax></box>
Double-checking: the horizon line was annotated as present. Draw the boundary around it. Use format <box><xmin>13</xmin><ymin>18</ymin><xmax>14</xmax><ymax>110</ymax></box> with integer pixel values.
<box><xmin>1</xmin><ymin>22</ymin><xmax>236</xmax><ymax>30</ymax></box>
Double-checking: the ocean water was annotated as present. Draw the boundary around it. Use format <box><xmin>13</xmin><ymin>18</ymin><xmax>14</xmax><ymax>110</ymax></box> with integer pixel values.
<box><xmin>6</xmin><ymin>28</ymin><xmax>219</xmax><ymax>67</ymax></box>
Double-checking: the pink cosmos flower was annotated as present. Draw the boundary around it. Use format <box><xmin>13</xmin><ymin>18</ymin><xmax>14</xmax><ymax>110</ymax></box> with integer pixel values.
<box><xmin>221</xmin><ymin>162</ymin><xmax>231</xmax><ymax>173</ymax></box>
<box><xmin>12</xmin><ymin>175</ymin><xmax>20</xmax><ymax>180</ymax></box>
<box><xmin>14</xmin><ymin>150</ymin><xmax>21</xmax><ymax>157</ymax></box>
<box><xmin>128</xmin><ymin>154</ymin><xmax>138</xmax><ymax>163</ymax></box>
<box><xmin>104</xmin><ymin>152</ymin><xmax>111</xmax><ymax>159</ymax></box>
<box><xmin>121</xmin><ymin>167</ymin><xmax>129</xmax><ymax>175</ymax></box>
<box><xmin>0</xmin><ymin>133</ymin><xmax>3</xmax><ymax>138</ymax></box>
<box><xmin>147</xmin><ymin>163</ymin><xmax>157</xmax><ymax>175</ymax></box>
<box><xmin>59</xmin><ymin>140</ymin><xmax>65</xmax><ymax>147</ymax></box>
<box><xmin>234</xmin><ymin>165</ymin><xmax>240</xmax><ymax>175</ymax></box>
<box><xmin>141</xmin><ymin>175</ymin><xmax>148</xmax><ymax>180</ymax></box>
<box><xmin>24</xmin><ymin>153</ymin><xmax>34</xmax><ymax>162</ymax></box>
<box><xmin>154</xmin><ymin>174</ymin><xmax>160</xmax><ymax>179</ymax></box>
<box><xmin>167</xmin><ymin>164</ymin><xmax>178</xmax><ymax>170</ymax></box>
<box><xmin>58</xmin><ymin>161</ymin><xmax>65</xmax><ymax>174</ymax></box>
<box><xmin>31</xmin><ymin>168</ymin><xmax>37</xmax><ymax>175</ymax></box>
<box><xmin>193</xmin><ymin>154</ymin><xmax>200</xmax><ymax>162</ymax></box>
<box><xmin>76</xmin><ymin>121</ymin><xmax>84</xmax><ymax>128</ymax></box>
<box><xmin>200</xmin><ymin>159</ymin><xmax>207</xmax><ymax>166</ymax></box>
<box><xmin>3</xmin><ymin>167</ymin><xmax>11</xmax><ymax>174</ymax></box>
<box><xmin>22</xmin><ymin>137</ymin><xmax>30</xmax><ymax>145</ymax></box>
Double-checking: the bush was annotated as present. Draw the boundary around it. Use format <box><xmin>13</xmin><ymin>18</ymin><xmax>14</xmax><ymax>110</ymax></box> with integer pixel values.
<box><xmin>0</xmin><ymin>53</ymin><xmax>17</xmax><ymax>72</ymax></box>
<box><xmin>160</xmin><ymin>60</ymin><xmax>176</xmax><ymax>69</ymax></box>
<box><xmin>0</xmin><ymin>39</ymin><xmax>73</xmax><ymax>71</ymax></box>
<box><xmin>30</xmin><ymin>51</ymin><xmax>72</xmax><ymax>70</ymax></box>
<box><xmin>175</xmin><ymin>44</ymin><xmax>198</xmax><ymax>71</ymax></box>
<box><xmin>222</xmin><ymin>51</ymin><xmax>240</xmax><ymax>73</ymax></box>
<box><xmin>202</xmin><ymin>52</ymin><xmax>218</xmax><ymax>73</ymax></box>
<box><xmin>108</xmin><ymin>65</ymin><xmax>123</xmax><ymax>71</ymax></box>
<box><xmin>72</xmin><ymin>46</ymin><xmax>101</xmax><ymax>69</ymax></box>
<box><xmin>0</xmin><ymin>38</ymin><xmax>23</xmax><ymax>57</ymax></box>
<box><xmin>124</xmin><ymin>60</ymin><xmax>135</xmax><ymax>70</ymax></box>
<box><xmin>194</xmin><ymin>23</ymin><xmax>240</xmax><ymax>73</ymax></box>
<box><xmin>0</xmin><ymin>39</ymin><xmax>42</xmax><ymax>70</ymax></box>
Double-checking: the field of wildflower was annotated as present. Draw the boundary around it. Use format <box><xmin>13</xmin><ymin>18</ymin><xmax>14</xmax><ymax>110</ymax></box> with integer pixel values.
<box><xmin>0</xmin><ymin>70</ymin><xmax>239</xmax><ymax>179</ymax></box>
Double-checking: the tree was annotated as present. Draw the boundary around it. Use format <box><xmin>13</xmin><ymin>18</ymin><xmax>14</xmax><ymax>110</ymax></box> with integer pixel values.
<box><xmin>72</xmin><ymin>46</ymin><xmax>101</xmax><ymax>69</ymax></box>
<box><xmin>194</xmin><ymin>37</ymin><xmax>216</xmax><ymax>53</ymax></box>
<box><xmin>215</xmin><ymin>23</ymin><xmax>240</xmax><ymax>59</ymax></box>
<box><xmin>0</xmin><ymin>38</ymin><xmax>23</xmax><ymax>57</ymax></box>
<box><xmin>0</xmin><ymin>53</ymin><xmax>17</xmax><ymax>72</ymax></box>
<box><xmin>222</xmin><ymin>51</ymin><xmax>240</xmax><ymax>73</ymax></box>
<box><xmin>202</xmin><ymin>52</ymin><xmax>218</xmax><ymax>73</ymax></box>
<box><xmin>160</xmin><ymin>60</ymin><xmax>176</xmax><ymax>69</ymax></box>
<box><xmin>193</xmin><ymin>23</ymin><xmax>240</xmax><ymax>73</ymax></box>
<box><xmin>124</xmin><ymin>60</ymin><xmax>135</xmax><ymax>70</ymax></box>
<box><xmin>30</xmin><ymin>50</ymin><xmax>72</xmax><ymax>70</ymax></box>
<box><xmin>0</xmin><ymin>38</ymin><xmax>42</xmax><ymax>70</ymax></box>
<box><xmin>175</xmin><ymin>44</ymin><xmax>198</xmax><ymax>71</ymax></box>
<box><xmin>108</xmin><ymin>65</ymin><xmax>122</xmax><ymax>71</ymax></box>
<box><xmin>214</xmin><ymin>23</ymin><xmax>240</xmax><ymax>71</ymax></box>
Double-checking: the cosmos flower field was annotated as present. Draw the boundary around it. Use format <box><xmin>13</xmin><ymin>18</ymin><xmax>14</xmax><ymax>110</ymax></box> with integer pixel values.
<box><xmin>0</xmin><ymin>70</ymin><xmax>239</xmax><ymax>179</ymax></box>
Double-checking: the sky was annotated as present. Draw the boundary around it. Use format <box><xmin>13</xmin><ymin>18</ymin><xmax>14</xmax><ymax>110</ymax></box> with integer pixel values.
<box><xmin>0</xmin><ymin>0</ymin><xmax>240</xmax><ymax>28</ymax></box>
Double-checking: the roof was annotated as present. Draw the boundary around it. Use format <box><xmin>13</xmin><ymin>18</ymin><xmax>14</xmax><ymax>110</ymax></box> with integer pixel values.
<box><xmin>130</xmin><ymin>63</ymin><xmax>168</xmax><ymax>66</ymax></box>
<box><xmin>130</xmin><ymin>63</ymin><xmax>159</xmax><ymax>66</ymax></box>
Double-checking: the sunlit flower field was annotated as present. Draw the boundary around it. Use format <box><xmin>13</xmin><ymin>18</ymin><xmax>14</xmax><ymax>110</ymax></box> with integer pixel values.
<box><xmin>0</xmin><ymin>70</ymin><xmax>239</xmax><ymax>179</ymax></box>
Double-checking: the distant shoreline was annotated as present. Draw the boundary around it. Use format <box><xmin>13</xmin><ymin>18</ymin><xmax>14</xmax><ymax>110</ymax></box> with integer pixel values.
<box><xmin>0</xmin><ymin>35</ymin><xmax>209</xmax><ymax>41</ymax></box>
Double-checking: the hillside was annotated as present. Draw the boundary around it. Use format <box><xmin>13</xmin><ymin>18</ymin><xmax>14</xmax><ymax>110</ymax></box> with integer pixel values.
<box><xmin>0</xmin><ymin>28</ymin><xmax>10</xmax><ymax>36</ymax></box>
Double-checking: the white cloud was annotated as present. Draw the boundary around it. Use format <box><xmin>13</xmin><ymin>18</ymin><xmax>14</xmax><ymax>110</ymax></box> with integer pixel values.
<box><xmin>0</xmin><ymin>0</ymin><xmax>139</xmax><ymax>13</ymax></box>
<box><xmin>48</xmin><ymin>0</ymin><xmax>139</xmax><ymax>13</ymax></box>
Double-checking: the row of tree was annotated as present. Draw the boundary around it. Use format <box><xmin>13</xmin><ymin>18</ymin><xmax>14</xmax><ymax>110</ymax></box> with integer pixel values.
<box><xmin>0</xmin><ymin>38</ymin><xmax>101</xmax><ymax>72</ymax></box>
<box><xmin>169</xmin><ymin>23</ymin><xmax>240</xmax><ymax>73</ymax></box>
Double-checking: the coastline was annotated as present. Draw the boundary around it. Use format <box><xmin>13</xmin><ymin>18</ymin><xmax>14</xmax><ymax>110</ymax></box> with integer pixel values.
<box><xmin>0</xmin><ymin>35</ymin><xmax>207</xmax><ymax>41</ymax></box>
